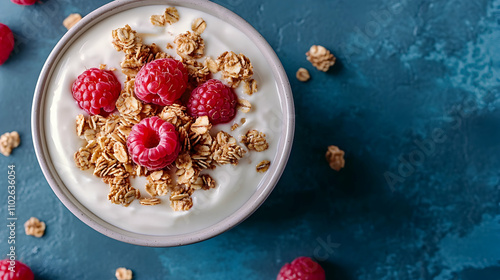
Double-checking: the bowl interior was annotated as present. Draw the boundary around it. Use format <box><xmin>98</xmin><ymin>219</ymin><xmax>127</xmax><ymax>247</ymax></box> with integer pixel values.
<box><xmin>32</xmin><ymin>0</ymin><xmax>294</xmax><ymax>246</ymax></box>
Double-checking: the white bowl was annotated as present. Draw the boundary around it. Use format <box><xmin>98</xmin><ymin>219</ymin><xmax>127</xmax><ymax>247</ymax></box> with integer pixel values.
<box><xmin>32</xmin><ymin>0</ymin><xmax>294</xmax><ymax>247</ymax></box>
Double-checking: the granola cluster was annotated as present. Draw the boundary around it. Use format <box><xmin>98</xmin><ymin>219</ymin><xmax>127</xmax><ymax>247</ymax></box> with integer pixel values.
<box><xmin>24</xmin><ymin>217</ymin><xmax>46</xmax><ymax>238</ymax></box>
<box><xmin>306</xmin><ymin>45</ymin><xmax>336</xmax><ymax>72</ymax></box>
<box><xmin>325</xmin><ymin>145</ymin><xmax>345</xmax><ymax>171</ymax></box>
<box><xmin>241</xmin><ymin>130</ymin><xmax>269</xmax><ymax>152</ymax></box>
<box><xmin>174</xmin><ymin>31</ymin><xmax>205</xmax><ymax>59</ymax></box>
<box><xmin>296</xmin><ymin>67</ymin><xmax>310</xmax><ymax>82</ymax></box>
<box><xmin>150</xmin><ymin>7</ymin><xmax>180</xmax><ymax>26</ymax></box>
<box><xmin>0</xmin><ymin>131</ymin><xmax>20</xmax><ymax>156</ymax></box>
<box><xmin>73</xmin><ymin>7</ymin><xmax>271</xmax><ymax>211</ymax></box>
<box><xmin>115</xmin><ymin>267</ymin><xmax>133</xmax><ymax>280</ymax></box>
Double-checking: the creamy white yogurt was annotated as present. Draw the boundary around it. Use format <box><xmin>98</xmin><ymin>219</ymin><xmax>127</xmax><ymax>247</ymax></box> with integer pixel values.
<box><xmin>44</xmin><ymin>5</ymin><xmax>283</xmax><ymax>235</ymax></box>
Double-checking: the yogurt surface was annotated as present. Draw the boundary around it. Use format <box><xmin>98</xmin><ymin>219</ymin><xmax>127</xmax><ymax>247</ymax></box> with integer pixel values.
<box><xmin>44</xmin><ymin>5</ymin><xmax>283</xmax><ymax>235</ymax></box>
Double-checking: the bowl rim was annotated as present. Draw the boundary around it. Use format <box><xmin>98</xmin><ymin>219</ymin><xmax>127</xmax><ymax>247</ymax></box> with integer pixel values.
<box><xmin>31</xmin><ymin>0</ymin><xmax>294</xmax><ymax>247</ymax></box>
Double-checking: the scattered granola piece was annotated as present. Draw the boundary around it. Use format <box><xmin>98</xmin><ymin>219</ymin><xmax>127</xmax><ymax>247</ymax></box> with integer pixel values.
<box><xmin>74</xmin><ymin>148</ymin><xmax>91</xmax><ymax>170</ymax></box>
<box><xmin>166</xmin><ymin>43</ymin><xmax>174</xmax><ymax>49</ymax></box>
<box><xmin>191</xmin><ymin>17</ymin><xmax>207</xmax><ymax>34</ymax></box>
<box><xmin>306</xmin><ymin>45</ymin><xmax>336</xmax><ymax>72</ymax></box>
<box><xmin>24</xmin><ymin>217</ymin><xmax>45</xmax><ymax>238</ymax></box>
<box><xmin>212</xmin><ymin>131</ymin><xmax>246</xmax><ymax>165</ymax></box>
<box><xmin>191</xmin><ymin>116</ymin><xmax>212</xmax><ymax>135</ymax></box>
<box><xmin>164</xmin><ymin>7</ymin><xmax>180</xmax><ymax>24</ymax></box>
<box><xmin>204</xmin><ymin>57</ymin><xmax>219</xmax><ymax>73</ymax></box>
<box><xmin>0</xmin><ymin>131</ymin><xmax>20</xmax><ymax>157</ymax></box>
<box><xmin>183</xmin><ymin>59</ymin><xmax>210</xmax><ymax>86</ymax></box>
<box><xmin>139</xmin><ymin>197</ymin><xmax>161</xmax><ymax>206</ymax></box>
<box><xmin>145</xmin><ymin>174</ymin><xmax>171</xmax><ymax>197</ymax></box>
<box><xmin>241</xmin><ymin>118</ymin><xmax>246</xmax><ymax>124</ymax></box>
<box><xmin>241</xmin><ymin>130</ymin><xmax>269</xmax><ymax>152</ymax></box>
<box><xmin>76</xmin><ymin>114</ymin><xmax>85</xmax><ymax>136</ymax></box>
<box><xmin>113</xmin><ymin>142</ymin><xmax>128</xmax><ymax>163</ymax></box>
<box><xmin>200</xmin><ymin>174</ymin><xmax>216</xmax><ymax>190</ymax></box>
<box><xmin>63</xmin><ymin>13</ymin><xmax>82</xmax><ymax>30</ymax></box>
<box><xmin>296</xmin><ymin>67</ymin><xmax>310</xmax><ymax>82</ymax></box>
<box><xmin>256</xmin><ymin>160</ymin><xmax>270</xmax><ymax>173</ymax></box>
<box><xmin>115</xmin><ymin>267</ymin><xmax>133</xmax><ymax>280</ymax></box>
<box><xmin>237</xmin><ymin>99</ymin><xmax>252</xmax><ymax>113</ymax></box>
<box><xmin>150</xmin><ymin>14</ymin><xmax>166</xmax><ymax>26</ymax></box>
<box><xmin>174</xmin><ymin>31</ymin><xmax>205</xmax><ymax>59</ymax></box>
<box><xmin>112</xmin><ymin>25</ymin><xmax>142</xmax><ymax>54</ymax></box>
<box><xmin>150</xmin><ymin>7</ymin><xmax>179</xmax><ymax>26</ymax></box>
<box><xmin>325</xmin><ymin>145</ymin><xmax>345</xmax><ymax>171</ymax></box>
<box><xmin>170</xmin><ymin>185</ymin><xmax>194</xmax><ymax>211</ymax></box>
<box><xmin>231</xmin><ymin>123</ymin><xmax>239</xmax><ymax>131</ymax></box>
<box><xmin>217</xmin><ymin>51</ymin><xmax>253</xmax><ymax>87</ymax></box>
<box><xmin>243</xmin><ymin>79</ymin><xmax>258</xmax><ymax>95</ymax></box>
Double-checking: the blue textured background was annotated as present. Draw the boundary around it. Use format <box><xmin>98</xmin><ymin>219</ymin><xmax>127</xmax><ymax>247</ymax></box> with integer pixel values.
<box><xmin>1</xmin><ymin>0</ymin><xmax>500</xmax><ymax>279</ymax></box>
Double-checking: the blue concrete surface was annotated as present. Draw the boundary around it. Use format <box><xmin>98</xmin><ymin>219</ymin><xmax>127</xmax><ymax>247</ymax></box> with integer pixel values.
<box><xmin>1</xmin><ymin>0</ymin><xmax>500</xmax><ymax>279</ymax></box>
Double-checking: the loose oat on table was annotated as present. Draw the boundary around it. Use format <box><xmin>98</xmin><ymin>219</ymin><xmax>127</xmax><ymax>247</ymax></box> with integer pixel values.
<box><xmin>231</xmin><ymin>123</ymin><xmax>239</xmax><ymax>131</ymax></box>
<box><xmin>306</xmin><ymin>45</ymin><xmax>336</xmax><ymax>72</ymax></box>
<box><xmin>325</xmin><ymin>145</ymin><xmax>345</xmax><ymax>171</ymax></box>
<box><xmin>296</xmin><ymin>67</ymin><xmax>310</xmax><ymax>82</ymax></box>
<box><xmin>191</xmin><ymin>17</ymin><xmax>207</xmax><ymax>34</ymax></box>
<box><xmin>237</xmin><ymin>99</ymin><xmax>252</xmax><ymax>113</ymax></box>
<box><xmin>0</xmin><ymin>131</ymin><xmax>20</xmax><ymax>157</ymax></box>
<box><xmin>243</xmin><ymin>79</ymin><xmax>258</xmax><ymax>95</ymax></box>
<box><xmin>241</xmin><ymin>130</ymin><xmax>269</xmax><ymax>152</ymax></box>
<box><xmin>115</xmin><ymin>267</ymin><xmax>133</xmax><ymax>280</ymax></box>
<box><xmin>256</xmin><ymin>160</ymin><xmax>271</xmax><ymax>173</ymax></box>
<box><xmin>174</xmin><ymin>31</ymin><xmax>205</xmax><ymax>59</ymax></box>
<box><xmin>24</xmin><ymin>217</ymin><xmax>45</xmax><ymax>238</ymax></box>
<box><xmin>241</xmin><ymin>118</ymin><xmax>246</xmax><ymax>124</ymax></box>
<box><xmin>63</xmin><ymin>13</ymin><xmax>82</xmax><ymax>30</ymax></box>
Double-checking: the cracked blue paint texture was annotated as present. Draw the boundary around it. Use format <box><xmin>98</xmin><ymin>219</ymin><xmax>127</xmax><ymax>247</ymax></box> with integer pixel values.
<box><xmin>1</xmin><ymin>0</ymin><xmax>500</xmax><ymax>279</ymax></box>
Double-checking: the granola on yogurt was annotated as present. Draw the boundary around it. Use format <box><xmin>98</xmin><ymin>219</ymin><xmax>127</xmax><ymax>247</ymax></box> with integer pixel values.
<box><xmin>71</xmin><ymin>6</ymin><xmax>271</xmax><ymax>211</ymax></box>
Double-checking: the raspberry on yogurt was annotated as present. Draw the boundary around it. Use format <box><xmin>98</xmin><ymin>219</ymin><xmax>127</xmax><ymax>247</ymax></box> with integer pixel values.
<box><xmin>0</xmin><ymin>23</ymin><xmax>15</xmax><ymax>65</ymax></box>
<box><xmin>135</xmin><ymin>58</ymin><xmax>188</xmax><ymax>106</ymax></box>
<box><xmin>186</xmin><ymin>79</ymin><xmax>237</xmax><ymax>124</ymax></box>
<box><xmin>71</xmin><ymin>68</ymin><xmax>121</xmax><ymax>116</ymax></box>
<box><xmin>127</xmin><ymin>116</ymin><xmax>181</xmax><ymax>170</ymax></box>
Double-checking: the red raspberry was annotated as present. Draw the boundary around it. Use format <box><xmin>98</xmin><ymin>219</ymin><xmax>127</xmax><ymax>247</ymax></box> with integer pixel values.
<box><xmin>0</xmin><ymin>23</ymin><xmax>14</xmax><ymax>65</ymax></box>
<box><xmin>0</xmin><ymin>259</ymin><xmax>34</xmax><ymax>280</ymax></box>
<box><xmin>11</xmin><ymin>0</ymin><xmax>37</xmax><ymax>5</ymax></box>
<box><xmin>71</xmin><ymin>68</ymin><xmax>121</xmax><ymax>116</ymax></box>
<box><xmin>277</xmin><ymin>257</ymin><xmax>325</xmax><ymax>280</ymax></box>
<box><xmin>135</xmin><ymin>58</ymin><xmax>188</xmax><ymax>106</ymax></box>
<box><xmin>186</xmin><ymin>79</ymin><xmax>237</xmax><ymax>124</ymax></box>
<box><xmin>127</xmin><ymin>116</ymin><xmax>180</xmax><ymax>170</ymax></box>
